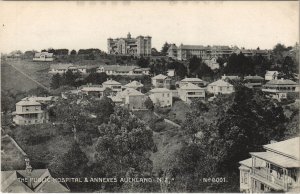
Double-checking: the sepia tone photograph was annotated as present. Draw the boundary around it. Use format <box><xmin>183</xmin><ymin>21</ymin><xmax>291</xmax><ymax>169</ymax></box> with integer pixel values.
<box><xmin>0</xmin><ymin>1</ymin><xmax>299</xmax><ymax>193</ymax></box>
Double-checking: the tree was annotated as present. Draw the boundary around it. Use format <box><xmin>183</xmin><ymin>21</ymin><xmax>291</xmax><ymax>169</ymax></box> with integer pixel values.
<box><xmin>161</xmin><ymin>42</ymin><xmax>170</xmax><ymax>56</ymax></box>
<box><xmin>94</xmin><ymin>107</ymin><xmax>155</xmax><ymax>190</ymax></box>
<box><xmin>48</xmin><ymin>142</ymin><xmax>89</xmax><ymax>191</ymax></box>
<box><xmin>136</xmin><ymin>57</ymin><xmax>150</xmax><ymax>68</ymax></box>
<box><xmin>70</xmin><ymin>50</ymin><xmax>77</xmax><ymax>55</ymax></box>
<box><xmin>85</xmin><ymin>72</ymin><xmax>108</xmax><ymax>85</ymax></box>
<box><xmin>144</xmin><ymin>97</ymin><xmax>154</xmax><ymax>111</ymax></box>
<box><xmin>167</xmin><ymin>61</ymin><xmax>187</xmax><ymax>78</ymax></box>
<box><xmin>50</xmin><ymin>73</ymin><xmax>62</xmax><ymax>89</ymax></box>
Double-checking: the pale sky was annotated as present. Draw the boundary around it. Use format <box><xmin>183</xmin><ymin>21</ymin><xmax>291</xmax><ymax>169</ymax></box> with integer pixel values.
<box><xmin>0</xmin><ymin>1</ymin><xmax>299</xmax><ymax>53</ymax></box>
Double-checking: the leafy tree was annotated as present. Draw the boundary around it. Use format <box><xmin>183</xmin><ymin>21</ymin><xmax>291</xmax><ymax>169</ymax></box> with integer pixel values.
<box><xmin>50</xmin><ymin>73</ymin><xmax>62</xmax><ymax>89</ymax></box>
<box><xmin>161</xmin><ymin>42</ymin><xmax>170</xmax><ymax>56</ymax></box>
<box><xmin>85</xmin><ymin>72</ymin><xmax>108</xmax><ymax>85</ymax></box>
<box><xmin>144</xmin><ymin>97</ymin><xmax>154</xmax><ymax>111</ymax></box>
<box><xmin>94</xmin><ymin>107</ymin><xmax>155</xmax><ymax>190</ymax></box>
<box><xmin>70</xmin><ymin>50</ymin><xmax>77</xmax><ymax>55</ymax></box>
<box><xmin>48</xmin><ymin>142</ymin><xmax>89</xmax><ymax>191</ymax></box>
<box><xmin>167</xmin><ymin>61</ymin><xmax>187</xmax><ymax>78</ymax></box>
<box><xmin>136</xmin><ymin>57</ymin><xmax>150</xmax><ymax>68</ymax></box>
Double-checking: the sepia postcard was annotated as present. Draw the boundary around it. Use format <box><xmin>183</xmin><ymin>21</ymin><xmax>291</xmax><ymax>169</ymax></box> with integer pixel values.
<box><xmin>0</xmin><ymin>1</ymin><xmax>299</xmax><ymax>193</ymax></box>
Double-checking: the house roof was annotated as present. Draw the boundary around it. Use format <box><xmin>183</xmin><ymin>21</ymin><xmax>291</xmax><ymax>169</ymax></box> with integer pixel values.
<box><xmin>16</xmin><ymin>100</ymin><xmax>41</xmax><ymax>106</ymax></box>
<box><xmin>250</xmin><ymin>151</ymin><xmax>300</xmax><ymax>168</ymax></box>
<box><xmin>124</xmin><ymin>80</ymin><xmax>144</xmax><ymax>88</ymax></box>
<box><xmin>180</xmin><ymin>83</ymin><xmax>203</xmax><ymax>90</ymax></box>
<box><xmin>239</xmin><ymin>158</ymin><xmax>265</xmax><ymax>168</ymax></box>
<box><xmin>244</xmin><ymin>75</ymin><xmax>264</xmax><ymax>80</ymax></box>
<box><xmin>152</xmin><ymin>74</ymin><xmax>167</xmax><ymax>80</ymax></box>
<box><xmin>222</xmin><ymin>75</ymin><xmax>240</xmax><ymax>80</ymax></box>
<box><xmin>208</xmin><ymin>79</ymin><xmax>233</xmax><ymax>87</ymax></box>
<box><xmin>98</xmin><ymin>65</ymin><xmax>138</xmax><ymax>72</ymax></box>
<box><xmin>265</xmin><ymin>79</ymin><xmax>298</xmax><ymax>85</ymax></box>
<box><xmin>34</xmin><ymin>52</ymin><xmax>53</xmax><ymax>58</ymax></box>
<box><xmin>263</xmin><ymin>137</ymin><xmax>300</xmax><ymax>160</ymax></box>
<box><xmin>103</xmin><ymin>79</ymin><xmax>121</xmax><ymax>85</ymax></box>
<box><xmin>21</xmin><ymin>96</ymin><xmax>57</xmax><ymax>102</ymax></box>
<box><xmin>181</xmin><ymin>77</ymin><xmax>204</xmax><ymax>82</ymax></box>
<box><xmin>178</xmin><ymin>45</ymin><xmax>207</xmax><ymax>50</ymax></box>
<box><xmin>119</xmin><ymin>88</ymin><xmax>145</xmax><ymax>97</ymax></box>
<box><xmin>1</xmin><ymin>135</ymin><xmax>27</xmax><ymax>171</ymax></box>
<box><xmin>81</xmin><ymin>86</ymin><xmax>105</xmax><ymax>92</ymax></box>
<box><xmin>1</xmin><ymin>169</ymin><xmax>69</xmax><ymax>193</ymax></box>
<box><xmin>265</xmin><ymin>71</ymin><xmax>279</xmax><ymax>76</ymax></box>
<box><xmin>149</xmin><ymin>88</ymin><xmax>171</xmax><ymax>93</ymax></box>
<box><xmin>76</xmin><ymin>65</ymin><xmax>99</xmax><ymax>69</ymax></box>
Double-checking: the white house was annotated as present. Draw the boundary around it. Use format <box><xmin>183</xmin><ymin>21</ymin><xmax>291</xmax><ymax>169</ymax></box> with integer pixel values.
<box><xmin>115</xmin><ymin>88</ymin><xmax>148</xmax><ymax>110</ymax></box>
<box><xmin>262</xmin><ymin>79</ymin><xmax>298</xmax><ymax>100</ymax></box>
<box><xmin>80</xmin><ymin>85</ymin><xmax>105</xmax><ymax>98</ymax></box>
<box><xmin>148</xmin><ymin>88</ymin><xmax>172</xmax><ymax>107</ymax></box>
<box><xmin>12</xmin><ymin>99</ymin><xmax>49</xmax><ymax>125</ymax></box>
<box><xmin>167</xmin><ymin>69</ymin><xmax>175</xmax><ymax>77</ymax></box>
<box><xmin>97</xmin><ymin>65</ymin><xmax>150</xmax><ymax>76</ymax></box>
<box><xmin>33</xmin><ymin>52</ymin><xmax>54</xmax><ymax>62</ymax></box>
<box><xmin>179</xmin><ymin>77</ymin><xmax>206</xmax><ymax>87</ymax></box>
<box><xmin>207</xmin><ymin>79</ymin><xmax>234</xmax><ymax>95</ymax></box>
<box><xmin>123</xmin><ymin>80</ymin><xmax>144</xmax><ymax>91</ymax></box>
<box><xmin>151</xmin><ymin>74</ymin><xmax>168</xmax><ymax>88</ymax></box>
<box><xmin>77</xmin><ymin>65</ymin><xmax>99</xmax><ymax>74</ymax></box>
<box><xmin>265</xmin><ymin>71</ymin><xmax>279</xmax><ymax>81</ymax></box>
<box><xmin>178</xmin><ymin>83</ymin><xmax>205</xmax><ymax>103</ymax></box>
<box><xmin>102</xmin><ymin>79</ymin><xmax>122</xmax><ymax>94</ymax></box>
<box><xmin>239</xmin><ymin>137</ymin><xmax>300</xmax><ymax>193</ymax></box>
<box><xmin>49</xmin><ymin>63</ymin><xmax>77</xmax><ymax>74</ymax></box>
<box><xmin>204</xmin><ymin>57</ymin><xmax>220</xmax><ymax>70</ymax></box>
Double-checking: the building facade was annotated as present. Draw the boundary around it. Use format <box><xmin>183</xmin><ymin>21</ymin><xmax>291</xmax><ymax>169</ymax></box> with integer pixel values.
<box><xmin>262</xmin><ymin>79</ymin><xmax>298</xmax><ymax>100</ymax></box>
<box><xmin>12</xmin><ymin>99</ymin><xmax>49</xmax><ymax>125</ymax></box>
<box><xmin>178</xmin><ymin>83</ymin><xmax>205</xmax><ymax>103</ymax></box>
<box><xmin>207</xmin><ymin>79</ymin><xmax>235</xmax><ymax>95</ymax></box>
<box><xmin>148</xmin><ymin>88</ymin><xmax>173</xmax><ymax>107</ymax></box>
<box><xmin>33</xmin><ymin>52</ymin><xmax>54</xmax><ymax>62</ymax></box>
<box><xmin>239</xmin><ymin>137</ymin><xmax>300</xmax><ymax>193</ymax></box>
<box><xmin>107</xmin><ymin>33</ymin><xmax>151</xmax><ymax>56</ymax></box>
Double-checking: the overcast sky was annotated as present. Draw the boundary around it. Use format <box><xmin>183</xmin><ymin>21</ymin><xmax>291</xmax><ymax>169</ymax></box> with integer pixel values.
<box><xmin>0</xmin><ymin>1</ymin><xmax>299</xmax><ymax>53</ymax></box>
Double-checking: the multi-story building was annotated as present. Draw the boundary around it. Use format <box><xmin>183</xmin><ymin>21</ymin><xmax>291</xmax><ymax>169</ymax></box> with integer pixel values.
<box><xmin>151</xmin><ymin>74</ymin><xmax>168</xmax><ymax>88</ymax></box>
<box><xmin>115</xmin><ymin>88</ymin><xmax>148</xmax><ymax>110</ymax></box>
<box><xmin>179</xmin><ymin>77</ymin><xmax>206</xmax><ymax>88</ymax></box>
<box><xmin>97</xmin><ymin>65</ymin><xmax>150</xmax><ymax>76</ymax></box>
<box><xmin>178</xmin><ymin>83</ymin><xmax>205</xmax><ymax>103</ymax></box>
<box><xmin>123</xmin><ymin>80</ymin><xmax>144</xmax><ymax>91</ymax></box>
<box><xmin>262</xmin><ymin>79</ymin><xmax>298</xmax><ymax>100</ymax></box>
<box><xmin>148</xmin><ymin>88</ymin><xmax>172</xmax><ymax>107</ymax></box>
<box><xmin>80</xmin><ymin>85</ymin><xmax>105</xmax><ymax>98</ymax></box>
<box><xmin>177</xmin><ymin>44</ymin><xmax>208</xmax><ymax>61</ymax></box>
<box><xmin>207</xmin><ymin>79</ymin><xmax>235</xmax><ymax>95</ymax></box>
<box><xmin>12</xmin><ymin>99</ymin><xmax>49</xmax><ymax>125</ymax></box>
<box><xmin>107</xmin><ymin>33</ymin><xmax>151</xmax><ymax>56</ymax></box>
<box><xmin>244</xmin><ymin>75</ymin><xmax>265</xmax><ymax>89</ymax></box>
<box><xmin>102</xmin><ymin>79</ymin><xmax>122</xmax><ymax>94</ymax></box>
<box><xmin>239</xmin><ymin>137</ymin><xmax>300</xmax><ymax>193</ymax></box>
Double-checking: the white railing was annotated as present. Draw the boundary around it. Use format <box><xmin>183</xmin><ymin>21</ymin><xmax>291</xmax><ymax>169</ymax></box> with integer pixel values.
<box><xmin>253</xmin><ymin>168</ymin><xmax>284</xmax><ymax>187</ymax></box>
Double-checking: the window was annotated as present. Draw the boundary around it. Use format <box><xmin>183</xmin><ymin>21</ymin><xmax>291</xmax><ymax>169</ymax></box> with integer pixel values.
<box><xmin>260</xmin><ymin>183</ymin><xmax>265</xmax><ymax>191</ymax></box>
<box><xmin>162</xmin><ymin>93</ymin><xmax>165</xmax><ymax>97</ymax></box>
<box><xmin>244</xmin><ymin>172</ymin><xmax>248</xmax><ymax>184</ymax></box>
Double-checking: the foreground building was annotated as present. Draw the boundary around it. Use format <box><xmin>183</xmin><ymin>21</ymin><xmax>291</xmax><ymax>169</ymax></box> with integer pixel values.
<box><xmin>179</xmin><ymin>77</ymin><xmax>206</xmax><ymax>88</ymax></box>
<box><xmin>244</xmin><ymin>75</ymin><xmax>265</xmax><ymax>89</ymax></box>
<box><xmin>207</xmin><ymin>79</ymin><xmax>234</xmax><ymax>95</ymax></box>
<box><xmin>12</xmin><ymin>99</ymin><xmax>49</xmax><ymax>125</ymax></box>
<box><xmin>148</xmin><ymin>88</ymin><xmax>172</xmax><ymax>107</ymax></box>
<box><xmin>178</xmin><ymin>83</ymin><xmax>205</xmax><ymax>103</ymax></box>
<box><xmin>107</xmin><ymin>32</ymin><xmax>151</xmax><ymax>56</ymax></box>
<box><xmin>239</xmin><ymin>137</ymin><xmax>300</xmax><ymax>193</ymax></box>
<box><xmin>262</xmin><ymin>79</ymin><xmax>298</xmax><ymax>100</ymax></box>
<box><xmin>1</xmin><ymin>160</ymin><xmax>69</xmax><ymax>192</ymax></box>
<box><xmin>102</xmin><ymin>79</ymin><xmax>122</xmax><ymax>94</ymax></box>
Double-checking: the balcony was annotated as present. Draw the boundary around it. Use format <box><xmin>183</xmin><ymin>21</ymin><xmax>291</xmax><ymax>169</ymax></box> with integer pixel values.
<box><xmin>252</xmin><ymin>168</ymin><xmax>285</xmax><ymax>189</ymax></box>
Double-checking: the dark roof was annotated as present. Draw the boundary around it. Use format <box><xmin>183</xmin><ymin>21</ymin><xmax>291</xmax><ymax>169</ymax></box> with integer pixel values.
<box><xmin>266</xmin><ymin>79</ymin><xmax>298</xmax><ymax>85</ymax></box>
<box><xmin>244</xmin><ymin>75</ymin><xmax>264</xmax><ymax>80</ymax></box>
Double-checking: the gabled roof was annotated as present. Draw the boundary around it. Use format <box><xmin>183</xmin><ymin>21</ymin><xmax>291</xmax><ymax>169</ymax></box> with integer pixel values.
<box><xmin>181</xmin><ymin>77</ymin><xmax>204</xmax><ymax>82</ymax></box>
<box><xmin>239</xmin><ymin>158</ymin><xmax>265</xmax><ymax>168</ymax></box>
<box><xmin>180</xmin><ymin>83</ymin><xmax>203</xmax><ymax>90</ymax></box>
<box><xmin>124</xmin><ymin>80</ymin><xmax>144</xmax><ymax>88</ymax></box>
<box><xmin>81</xmin><ymin>86</ymin><xmax>105</xmax><ymax>92</ymax></box>
<box><xmin>152</xmin><ymin>74</ymin><xmax>167</xmax><ymax>80</ymax></box>
<box><xmin>119</xmin><ymin>88</ymin><xmax>145</xmax><ymax>97</ymax></box>
<box><xmin>263</xmin><ymin>137</ymin><xmax>299</xmax><ymax>160</ymax></box>
<box><xmin>103</xmin><ymin>79</ymin><xmax>121</xmax><ymax>85</ymax></box>
<box><xmin>208</xmin><ymin>79</ymin><xmax>233</xmax><ymax>87</ymax></box>
<box><xmin>16</xmin><ymin>100</ymin><xmax>41</xmax><ymax>106</ymax></box>
<box><xmin>21</xmin><ymin>96</ymin><xmax>57</xmax><ymax>102</ymax></box>
<box><xmin>149</xmin><ymin>88</ymin><xmax>171</xmax><ymax>93</ymax></box>
<box><xmin>265</xmin><ymin>79</ymin><xmax>298</xmax><ymax>85</ymax></box>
